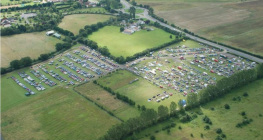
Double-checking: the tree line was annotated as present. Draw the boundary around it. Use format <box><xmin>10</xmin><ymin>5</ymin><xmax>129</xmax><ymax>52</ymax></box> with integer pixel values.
<box><xmin>100</xmin><ymin>100</ymin><xmax>188</xmax><ymax>140</ymax></box>
<box><xmin>186</xmin><ymin>63</ymin><xmax>263</xmax><ymax>109</ymax></box>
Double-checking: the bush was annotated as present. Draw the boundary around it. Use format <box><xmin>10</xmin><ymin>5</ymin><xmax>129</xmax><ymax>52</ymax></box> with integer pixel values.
<box><xmin>224</xmin><ymin>104</ymin><xmax>230</xmax><ymax>109</ymax></box>
<box><xmin>241</xmin><ymin>111</ymin><xmax>246</xmax><ymax>116</ymax></box>
<box><xmin>203</xmin><ymin>116</ymin><xmax>212</xmax><ymax>125</ymax></box>
<box><xmin>204</xmin><ymin>125</ymin><xmax>210</xmax><ymax>130</ymax></box>
<box><xmin>216</xmin><ymin>128</ymin><xmax>222</xmax><ymax>134</ymax></box>
<box><xmin>178</xmin><ymin>126</ymin><xmax>182</xmax><ymax>130</ymax></box>
<box><xmin>243</xmin><ymin>92</ymin><xmax>248</xmax><ymax>97</ymax></box>
<box><xmin>221</xmin><ymin>134</ymin><xmax>226</xmax><ymax>138</ymax></box>
<box><xmin>201</xmin><ymin>133</ymin><xmax>204</xmax><ymax>138</ymax></box>
<box><xmin>167</xmin><ymin>129</ymin><xmax>170</xmax><ymax>134</ymax></box>
<box><xmin>150</xmin><ymin>135</ymin><xmax>155</xmax><ymax>140</ymax></box>
<box><xmin>171</xmin><ymin>122</ymin><xmax>176</xmax><ymax>127</ymax></box>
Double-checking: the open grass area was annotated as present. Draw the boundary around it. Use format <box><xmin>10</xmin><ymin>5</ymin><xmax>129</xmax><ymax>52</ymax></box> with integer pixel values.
<box><xmin>89</xmin><ymin>26</ymin><xmax>173</xmax><ymax>58</ymax></box>
<box><xmin>58</xmin><ymin>14</ymin><xmax>113</xmax><ymax>35</ymax></box>
<box><xmin>97</xmin><ymin>70</ymin><xmax>185</xmax><ymax>110</ymax></box>
<box><xmin>137</xmin><ymin>0</ymin><xmax>263</xmax><ymax>56</ymax></box>
<box><xmin>1</xmin><ymin>32</ymin><xmax>62</xmax><ymax>67</ymax></box>
<box><xmin>73</xmin><ymin>7</ymin><xmax>108</xmax><ymax>13</ymax></box>
<box><xmin>75</xmin><ymin>82</ymin><xmax>141</xmax><ymax>121</ymax></box>
<box><xmin>125</xmin><ymin>8</ymin><xmax>144</xmax><ymax>14</ymax></box>
<box><xmin>125</xmin><ymin>79</ymin><xmax>263</xmax><ymax>140</ymax></box>
<box><xmin>1</xmin><ymin>87</ymin><xmax>120</xmax><ymax>140</ymax></box>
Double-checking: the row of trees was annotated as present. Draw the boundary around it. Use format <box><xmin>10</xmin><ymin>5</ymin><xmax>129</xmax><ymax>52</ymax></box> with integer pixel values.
<box><xmin>93</xmin><ymin>80</ymin><xmax>136</xmax><ymax>106</ymax></box>
<box><xmin>0</xmin><ymin>2</ymin><xmax>53</xmax><ymax>13</ymax></box>
<box><xmin>186</xmin><ymin>64</ymin><xmax>263</xmax><ymax>109</ymax></box>
<box><xmin>101</xmin><ymin>101</ymin><xmax>183</xmax><ymax>140</ymax></box>
<box><xmin>9</xmin><ymin>57</ymin><xmax>33</xmax><ymax>70</ymax></box>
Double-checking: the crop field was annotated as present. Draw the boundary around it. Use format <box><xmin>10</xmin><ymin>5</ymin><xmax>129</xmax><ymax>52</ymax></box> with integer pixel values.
<box><xmin>1</xmin><ymin>32</ymin><xmax>62</xmax><ymax>67</ymax></box>
<box><xmin>1</xmin><ymin>87</ymin><xmax>120</xmax><ymax>140</ymax></box>
<box><xmin>88</xmin><ymin>26</ymin><xmax>173</xmax><ymax>58</ymax></box>
<box><xmin>75</xmin><ymin>82</ymin><xmax>140</xmax><ymax>121</ymax></box>
<box><xmin>136</xmin><ymin>0</ymin><xmax>263</xmax><ymax>56</ymax></box>
<box><xmin>58</xmin><ymin>14</ymin><xmax>113</xmax><ymax>35</ymax></box>
<box><xmin>125</xmin><ymin>79</ymin><xmax>263</xmax><ymax>140</ymax></box>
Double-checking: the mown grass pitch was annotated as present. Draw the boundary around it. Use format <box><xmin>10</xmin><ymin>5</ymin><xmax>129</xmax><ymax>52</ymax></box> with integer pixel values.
<box><xmin>125</xmin><ymin>79</ymin><xmax>263</xmax><ymax>140</ymax></box>
<box><xmin>1</xmin><ymin>32</ymin><xmax>62</xmax><ymax>67</ymax></box>
<box><xmin>58</xmin><ymin>14</ymin><xmax>113</xmax><ymax>35</ymax></box>
<box><xmin>88</xmin><ymin>26</ymin><xmax>173</xmax><ymax>58</ymax></box>
<box><xmin>1</xmin><ymin>87</ymin><xmax>120</xmax><ymax>140</ymax></box>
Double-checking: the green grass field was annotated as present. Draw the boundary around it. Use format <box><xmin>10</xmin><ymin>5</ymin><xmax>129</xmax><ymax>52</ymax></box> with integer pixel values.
<box><xmin>125</xmin><ymin>8</ymin><xmax>144</xmax><ymax>14</ymax></box>
<box><xmin>88</xmin><ymin>26</ymin><xmax>173</xmax><ymax>58</ymax></box>
<box><xmin>97</xmin><ymin>70</ymin><xmax>185</xmax><ymax>110</ymax></box>
<box><xmin>73</xmin><ymin>7</ymin><xmax>108</xmax><ymax>13</ymax></box>
<box><xmin>58</xmin><ymin>14</ymin><xmax>113</xmax><ymax>35</ymax></box>
<box><xmin>1</xmin><ymin>87</ymin><xmax>120</xmax><ymax>140</ymax></box>
<box><xmin>1</xmin><ymin>32</ymin><xmax>62</xmax><ymax>68</ymax></box>
<box><xmin>125</xmin><ymin>79</ymin><xmax>263</xmax><ymax>140</ymax></box>
<box><xmin>137</xmin><ymin>0</ymin><xmax>263</xmax><ymax>56</ymax></box>
<box><xmin>75</xmin><ymin>82</ymin><xmax>141</xmax><ymax>121</ymax></box>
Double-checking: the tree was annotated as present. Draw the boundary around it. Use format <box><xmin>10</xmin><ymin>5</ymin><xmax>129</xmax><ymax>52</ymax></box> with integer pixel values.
<box><xmin>170</xmin><ymin>35</ymin><xmax>172</xmax><ymax>39</ymax></box>
<box><xmin>158</xmin><ymin>105</ymin><xmax>169</xmax><ymax>120</ymax></box>
<box><xmin>39</xmin><ymin>54</ymin><xmax>49</xmax><ymax>61</ymax></box>
<box><xmin>186</xmin><ymin>93</ymin><xmax>199</xmax><ymax>109</ymax></box>
<box><xmin>129</xmin><ymin>7</ymin><xmax>136</xmax><ymax>19</ymax></box>
<box><xmin>1</xmin><ymin>68</ymin><xmax>7</xmax><ymax>74</ymax></box>
<box><xmin>10</xmin><ymin>60</ymin><xmax>20</xmax><ymax>70</ymax></box>
<box><xmin>120</xmin><ymin>27</ymin><xmax>124</xmax><ymax>32</ymax></box>
<box><xmin>150</xmin><ymin>135</ymin><xmax>155</xmax><ymax>140</ymax></box>
<box><xmin>56</xmin><ymin>43</ymin><xmax>63</xmax><ymax>51</ymax></box>
<box><xmin>20</xmin><ymin>57</ymin><xmax>32</xmax><ymax>67</ymax></box>
<box><xmin>170</xmin><ymin>101</ymin><xmax>177</xmax><ymax>116</ymax></box>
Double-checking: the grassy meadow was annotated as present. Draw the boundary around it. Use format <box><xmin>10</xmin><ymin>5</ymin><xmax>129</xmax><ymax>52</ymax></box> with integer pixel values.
<box><xmin>125</xmin><ymin>79</ymin><xmax>263</xmax><ymax>140</ymax></box>
<box><xmin>75</xmin><ymin>82</ymin><xmax>141</xmax><ymax>121</ymax></box>
<box><xmin>1</xmin><ymin>87</ymin><xmax>120</xmax><ymax>140</ymax></box>
<box><xmin>73</xmin><ymin>7</ymin><xmax>108</xmax><ymax>13</ymax></box>
<box><xmin>88</xmin><ymin>26</ymin><xmax>173</xmax><ymax>58</ymax></box>
<box><xmin>97</xmin><ymin>70</ymin><xmax>185</xmax><ymax>110</ymax></box>
<box><xmin>136</xmin><ymin>0</ymin><xmax>263</xmax><ymax>56</ymax></box>
<box><xmin>58</xmin><ymin>14</ymin><xmax>113</xmax><ymax>35</ymax></box>
<box><xmin>1</xmin><ymin>32</ymin><xmax>62</xmax><ymax>67</ymax></box>
<box><xmin>125</xmin><ymin>8</ymin><xmax>144</xmax><ymax>14</ymax></box>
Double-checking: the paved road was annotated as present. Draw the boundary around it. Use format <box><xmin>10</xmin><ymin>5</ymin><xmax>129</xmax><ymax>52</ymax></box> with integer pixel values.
<box><xmin>119</xmin><ymin>0</ymin><xmax>263</xmax><ymax>63</ymax></box>
<box><xmin>21</xmin><ymin>13</ymin><xmax>37</xmax><ymax>24</ymax></box>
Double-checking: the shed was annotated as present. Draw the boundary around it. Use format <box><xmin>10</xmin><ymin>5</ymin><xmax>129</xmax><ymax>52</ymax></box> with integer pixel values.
<box><xmin>46</xmin><ymin>30</ymin><xmax>55</xmax><ymax>36</ymax></box>
<box><xmin>53</xmin><ymin>33</ymin><xmax>61</xmax><ymax>38</ymax></box>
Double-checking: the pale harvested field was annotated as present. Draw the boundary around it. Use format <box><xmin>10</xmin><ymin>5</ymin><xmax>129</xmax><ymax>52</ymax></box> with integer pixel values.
<box><xmin>137</xmin><ymin>0</ymin><xmax>263</xmax><ymax>56</ymax></box>
<box><xmin>1</xmin><ymin>32</ymin><xmax>62</xmax><ymax>67</ymax></box>
<box><xmin>58</xmin><ymin>14</ymin><xmax>113</xmax><ymax>35</ymax></box>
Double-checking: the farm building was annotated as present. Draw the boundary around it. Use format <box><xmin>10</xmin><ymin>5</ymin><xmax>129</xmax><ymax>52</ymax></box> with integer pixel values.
<box><xmin>53</xmin><ymin>33</ymin><xmax>61</xmax><ymax>39</ymax></box>
<box><xmin>123</xmin><ymin>29</ymin><xmax>134</xmax><ymax>35</ymax></box>
<box><xmin>1</xmin><ymin>17</ymin><xmax>15</xmax><ymax>27</ymax></box>
<box><xmin>46</xmin><ymin>30</ymin><xmax>55</xmax><ymax>36</ymax></box>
